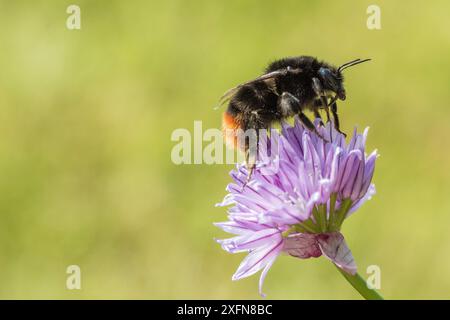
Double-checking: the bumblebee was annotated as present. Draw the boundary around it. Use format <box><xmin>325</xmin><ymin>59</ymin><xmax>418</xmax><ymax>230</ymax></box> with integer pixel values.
<box><xmin>219</xmin><ymin>56</ymin><xmax>370</xmax><ymax>184</ymax></box>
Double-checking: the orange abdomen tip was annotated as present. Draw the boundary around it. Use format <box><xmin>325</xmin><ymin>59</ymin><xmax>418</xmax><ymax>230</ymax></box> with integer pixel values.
<box><xmin>222</xmin><ymin>112</ymin><xmax>241</xmax><ymax>149</ymax></box>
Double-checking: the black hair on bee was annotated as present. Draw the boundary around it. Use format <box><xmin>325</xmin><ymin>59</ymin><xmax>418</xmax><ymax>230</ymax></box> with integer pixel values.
<box><xmin>219</xmin><ymin>55</ymin><xmax>371</xmax><ymax>186</ymax></box>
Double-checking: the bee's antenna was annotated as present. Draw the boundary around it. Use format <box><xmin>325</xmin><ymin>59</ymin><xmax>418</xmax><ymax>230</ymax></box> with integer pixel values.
<box><xmin>338</xmin><ymin>59</ymin><xmax>361</xmax><ymax>71</ymax></box>
<box><xmin>338</xmin><ymin>58</ymin><xmax>371</xmax><ymax>73</ymax></box>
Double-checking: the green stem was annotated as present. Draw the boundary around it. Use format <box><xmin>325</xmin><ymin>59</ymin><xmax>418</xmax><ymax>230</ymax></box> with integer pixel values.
<box><xmin>317</xmin><ymin>204</ymin><xmax>327</xmax><ymax>232</ymax></box>
<box><xmin>294</xmin><ymin>224</ymin><xmax>314</xmax><ymax>234</ymax></box>
<box><xmin>328</xmin><ymin>193</ymin><xmax>337</xmax><ymax>229</ymax></box>
<box><xmin>336</xmin><ymin>266</ymin><xmax>384</xmax><ymax>300</ymax></box>
<box><xmin>330</xmin><ymin>199</ymin><xmax>352</xmax><ymax>231</ymax></box>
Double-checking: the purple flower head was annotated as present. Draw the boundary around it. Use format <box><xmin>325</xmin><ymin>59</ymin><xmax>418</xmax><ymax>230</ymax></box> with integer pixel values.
<box><xmin>215</xmin><ymin>118</ymin><xmax>378</xmax><ymax>296</ymax></box>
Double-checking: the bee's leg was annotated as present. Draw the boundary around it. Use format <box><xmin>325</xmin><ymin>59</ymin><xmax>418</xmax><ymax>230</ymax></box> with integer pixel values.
<box><xmin>279</xmin><ymin>92</ymin><xmax>326</xmax><ymax>140</ymax></box>
<box><xmin>312</xmin><ymin>77</ymin><xmax>332</xmax><ymax>141</ymax></box>
<box><xmin>240</xmin><ymin>116</ymin><xmax>260</xmax><ymax>190</ymax></box>
<box><xmin>330</xmin><ymin>101</ymin><xmax>347</xmax><ymax>137</ymax></box>
<box><xmin>312</xmin><ymin>78</ymin><xmax>329</xmax><ymax>113</ymax></box>
<box><xmin>242</xmin><ymin>146</ymin><xmax>257</xmax><ymax>190</ymax></box>
<box><xmin>298</xmin><ymin>112</ymin><xmax>327</xmax><ymax>142</ymax></box>
<box><xmin>278</xmin><ymin>92</ymin><xmax>300</xmax><ymax>117</ymax></box>
<box><xmin>313</xmin><ymin>106</ymin><xmax>324</xmax><ymax>126</ymax></box>
<box><xmin>324</xmin><ymin>107</ymin><xmax>331</xmax><ymax>123</ymax></box>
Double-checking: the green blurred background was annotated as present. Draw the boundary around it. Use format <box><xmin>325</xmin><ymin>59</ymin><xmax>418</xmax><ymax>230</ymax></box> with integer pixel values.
<box><xmin>0</xmin><ymin>0</ymin><xmax>449</xmax><ymax>299</ymax></box>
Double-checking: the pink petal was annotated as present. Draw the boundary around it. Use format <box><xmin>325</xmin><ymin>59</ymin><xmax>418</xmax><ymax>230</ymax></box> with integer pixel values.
<box><xmin>214</xmin><ymin>221</ymin><xmax>262</xmax><ymax>235</ymax></box>
<box><xmin>348</xmin><ymin>183</ymin><xmax>376</xmax><ymax>217</ymax></box>
<box><xmin>283</xmin><ymin>233</ymin><xmax>322</xmax><ymax>259</ymax></box>
<box><xmin>258</xmin><ymin>257</ymin><xmax>276</xmax><ymax>298</ymax></box>
<box><xmin>317</xmin><ymin>232</ymin><xmax>357</xmax><ymax>275</ymax></box>
<box><xmin>219</xmin><ymin>229</ymin><xmax>281</xmax><ymax>253</ymax></box>
<box><xmin>232</xmin><ymin>237</ymin><xmax>283</xmax><ymax>280</ymax></box>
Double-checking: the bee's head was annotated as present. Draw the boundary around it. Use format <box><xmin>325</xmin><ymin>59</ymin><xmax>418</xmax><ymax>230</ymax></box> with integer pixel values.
<box><xmin>318</xmin><ymin>67</ymin><xmax>346</xmax><ymax>101</ymax></box>
<box><xmin>324</xmin><ymin>58</ymin><xmax>371</xmax><ymax>101</ymax></box>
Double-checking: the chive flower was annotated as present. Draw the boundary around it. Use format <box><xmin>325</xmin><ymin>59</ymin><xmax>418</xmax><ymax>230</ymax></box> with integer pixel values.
<box><xmin>215</xmin><ymin>118</ymin><xmax>381</xmax><ymax>298</ymax></box>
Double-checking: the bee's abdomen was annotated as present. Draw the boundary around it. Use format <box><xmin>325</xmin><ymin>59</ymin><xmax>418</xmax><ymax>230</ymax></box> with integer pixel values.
<box><xmin>222</xmin><ymin>111</ymin><xmax>242</xmax><ymax>149</ymax></box>
<box><xmin>223</xmin><ymin>82</ymin><xmax>278</xmax><ymax>149</ymax></box>
<box><xmin>229</xmin><ymin>83</ymin><xmax>278</xmax><ymax>118</ymax></box>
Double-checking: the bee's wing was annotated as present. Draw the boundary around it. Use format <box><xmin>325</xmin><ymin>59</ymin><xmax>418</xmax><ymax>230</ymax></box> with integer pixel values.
<box><xmin>215</xmin><ymin>68</ymin><xmax>299</xmax><ymax>109</ymax></box>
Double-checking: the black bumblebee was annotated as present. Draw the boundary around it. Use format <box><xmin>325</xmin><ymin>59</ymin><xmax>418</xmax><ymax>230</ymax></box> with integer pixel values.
<box><xmin>220</xmin><ymin>56</ymin><xmax>370</xmax><ymax>183</ymax></box>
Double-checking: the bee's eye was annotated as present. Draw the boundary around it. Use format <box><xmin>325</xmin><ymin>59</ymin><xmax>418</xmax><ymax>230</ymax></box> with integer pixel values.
<box><xmin>318</xmin><ymin>67</ymin><xmax>331</xmax><ymax>77</ymax></box>
<box><xmin>318</xmin><ymin>67</ymin><xmax>339</xmax><ymax>90</ymax></box>
<box><xmin>318</xmin><ymin>67</ymin><xmax>337</xmax><ymax>80</ymax></box>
